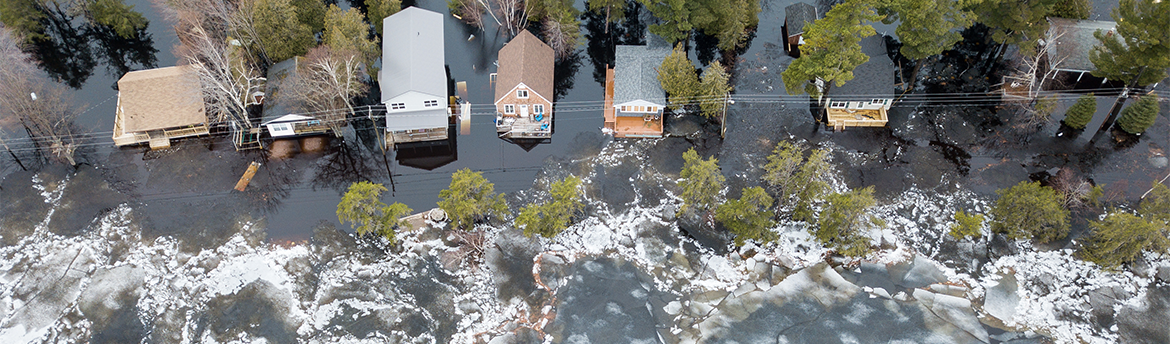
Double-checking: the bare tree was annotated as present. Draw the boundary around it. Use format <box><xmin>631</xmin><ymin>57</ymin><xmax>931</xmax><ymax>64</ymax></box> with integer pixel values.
<box><xmin>541</xmin><ymin>8</ymin><xmax>580</xmax><ymax>60</ymax></box>
<box><xmin>0</xmin><ymin>27</ymin><xmax>78</xmax><ymax>165</ymax></box>
<box><xmin>492</xmin><ymin>0</ymin><xmax>529</xmax><ymax>37</ymax></box>
<box><xmin>285</xmin><ymin>46</ymin><xmax>368</xmax><ymax>134</ymax></box>
<box><xmin>177</xmin><ymin>24</ymin><xmax>265</xmax><ymax>129</ymax></box>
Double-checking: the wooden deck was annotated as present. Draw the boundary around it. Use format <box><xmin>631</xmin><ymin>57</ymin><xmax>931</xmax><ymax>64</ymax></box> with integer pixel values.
<box><xmin>604</xmin><ymin>67</ymin><xmax>665</xmax><ymax>138</ymax></box>
<box><xmin>825</xmin><ymin>108</ymin><xmax>888</xmax><ymax>131</ymax></box>
<box><xmin>604</xmin><ymin>68</ymin><xmax>616</xmax><ymax>131</ymax></box>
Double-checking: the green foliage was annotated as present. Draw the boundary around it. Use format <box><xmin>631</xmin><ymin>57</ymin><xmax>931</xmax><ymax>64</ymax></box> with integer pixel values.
<box><xmin>1089</xmin><ymin>0</ymin><xmax>1170</xmax><ymax>86</ymax></box>
<box><xmin>1033</xmin><ymin>94</ymin><xmax>1057</xmax><ymax>123</ymax></box>
<box><xmin>0</xmin><ymin>0</ymin><xmax>47</xmax><ymax>42</ymax></box>
<box><xmin>1052</xmin><ymin>0</ymin><xmax>1091</xmax><ymax>19</ymax></box>
<box><xmin>689</xmin><ymin>0</ymin><xmax>760</xmax><ymax>51</ymax></box>
<box><xmin>698</xmin><ymin>61</ymin><xmax>730</xmax><ymax>118</ymax></box>
<box><xmin>1115</xmin><ymin>95</ymin><xmax>1160</xmax><ymax>134</ymax></box>
<box><xmin>990</xmin><ymin>181</ymin><xmax>1069</xmax><ymax>243</ymax></box>
<box><xmin>543</xmin><ymin>4</ymin><xmax>583</xmax><ymax>59</ymax></box>
<box><xmin>516</xmin><ymin>176</ymin><xmax>584</xmax><ymax>238</ymax></box>
<box><xmin>88</xmin><ymin>0</ymin><xmax>148</xmax><ymax>39</ymax></box>
<box><xmin>658</xmin><ymin>43</ymin><xmax>699</xmax><ymax>110</ymax></box>
<box><xmin>527</xmin><ymin>0</ymin><xmax>576</xmax><ymax>22</ymax></box>
<box><xmin>781</xmin><ymin>0</ymin><xmax>881</xmax><ymax>96</ymax></box>
<box><xmin>1078</xmin><ymin>211</ymin><xmax>1169</xmax><ymax>269</ymax></box>
<box><xmin>438</xmin><ymin>168</ymin><xmax>510</xmax><ymax>230</ymax></box>
<box><xmin>250</xmin><ymin>0</ymin><xmax>316</xmax><ymax>62</ymax></box>
<box><xmin>324</xmin><ymin>5</ymin><xmax>379</xmax><ymax>66</ymax></box>
<box><xmin>1062</xmin><ymin>93</ymin><xmax>1097</xmax><ymax>129</ymax></box>
<box><xmin>678</xmin><ymin>148</ymin><xmax>725</xmax><ymax>214</ymax></box>
<box><xmin>976</xmin><ymin>0</ymin><xmax>1059</xmax><ymax>55</ymax></box>
<box><xmin>366</xmin><ymin>0</ymin><xmax>402</xmax><ymax>34</ymax></box>
<box><xmin>881</xmin><ymin>0</ymin><xmax>975</xmax><ymax>60</ymax></box>
<box><xmin>948</xmin><ymin>210</ymin><xmax>984</xmax><ymax>240</ymax></box>
<box><xmin>640</xmin><ymin>0</ymin><xmax>692</xmax><ymax>43</ymax></box>
<box><xmin>762</xmin><ymin>141</ymin><xmax>832</xmax><ymax>222</ymax></box>
<box><xmin>814</xmin><ymin>187</ymin><xmax>883</xmax><ymax>257</ymax></box>
<box><xmin>337</xmin><ymin>181</ymin><xmax>412</xmax><ymax>245</ymax></box>
<box><xmin>717</xmin><ymin>186</ymin><xmax>776</xmax><ymax>246</ymax></box>
<box><xmin>290</xmin><ymin>0</ymin><xmax>327</xmax><ymax>32</ymax></box>
<box><xmin>588</xmin><ymin>0</ymin><xmax>628</xmax><ymax>22</ymax></box>
<box><xmin>1139</xmin><ymin>182</ymin><xmax>1170</xmax><ymax>225</ymax></box>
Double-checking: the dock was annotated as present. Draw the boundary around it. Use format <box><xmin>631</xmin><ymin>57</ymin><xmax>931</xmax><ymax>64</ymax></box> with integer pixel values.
<box><xmin>604</xmin><ymin>67</ymin><xmax>616</xmax><ymax>132</ymax></box>
<box><xmin>234</xmin><ymin>161</ymin><xmax>261</xmax><ymax>191</ymax></box>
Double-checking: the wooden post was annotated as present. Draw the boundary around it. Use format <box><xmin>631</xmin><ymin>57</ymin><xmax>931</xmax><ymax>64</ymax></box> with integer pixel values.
<box><xmin>234</xmin><ymin>161</ymin><xmax>262</xmax><ymax>191</ymax></box>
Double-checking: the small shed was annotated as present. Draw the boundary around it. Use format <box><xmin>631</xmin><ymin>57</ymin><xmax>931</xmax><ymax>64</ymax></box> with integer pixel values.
<box><xmin>381</xmin><ymin>6</ymin><xmax>449</xmax><ymax>147</ymax></box>
<box><xmin>495</xmin><ymin>30</ymin><xmax>555</xmax><ymax>140</ymax></box>
<box><xmin>784</xmin><ymin>3</ymin><xmax>818</xmax><ymax>57</ymax></box>
<box><xmin>821</xmin><ymin>35</ymin><xmax>894</xmax><ymax>130</ymax></box>
<box><xmin>261</xmin><ymin>57</ymin><xmax>334</xmax><ymax>138</ymax></box>
<box><xmin>1045</xmin><ymin>18</ymin><xmax>1117</xmax><ymax>83</ymax></box>
<box><xmin>606</xmin><ymin>44</ymin><xmax>671</xmax><ymax>138</ymax></box>
<box><xmin>112</xmin><ymin>65</ymin><xmax>209</xmax><ymax>149</ymax></box>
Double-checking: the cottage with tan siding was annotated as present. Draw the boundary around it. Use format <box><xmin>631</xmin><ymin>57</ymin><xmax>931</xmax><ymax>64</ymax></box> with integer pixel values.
<box><xmin>112</xmin><ymin>65</ymin><xmax>209</xmax><ymax>150</ymax></box>
<box><xmin>495</xmin><ymin>30</ymin><xmax>555</xmax><ymax>139</ymax></box>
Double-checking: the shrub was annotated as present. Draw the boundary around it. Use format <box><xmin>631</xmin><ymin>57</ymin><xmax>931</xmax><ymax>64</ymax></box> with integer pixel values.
<box><xmin>337</xmin><ymin>181</ymin><xmax>412</xmax><ymax>245</ymax></box>
<box><xmin>438</xmin><ymin>168</ymin><xmax>509</xmax><ymax>230</ymax></box>
<box><xmin>678</xmin><ymin>148</ymin><xmax>725</xmax><ymax>214</ymax></box>
<box><xmin>717</xmin><ymin>186</ymin><xmax>776</xmax><ymax>246</ymax></box>
<box><xmin>989</xmin><ymin>181</ymin><xmax>1069</xmax><ymax>243</ymax></box>
<box><xmin>1116</xmin><ymin>96</ymin><xmax>1159</xmax><ymax>134</ymax></box>
<box><xmin>516</xmin><ymin>176</ymin><xmax>584</xmax><ymax>238</ymax></box>
<box><xmin>948</xmin><ymin>210</ymin><xmax>984</xmax><ymax>240</ymax></box>
<box><xmin>814</xmin><ymin>187</ymin><xmax>883</xmax><ymax>257</ymax></box>
<box><xmin>1062</xmin><ymin>93</ymin><xmax>1096</xmax><ymax>129</ymax></box>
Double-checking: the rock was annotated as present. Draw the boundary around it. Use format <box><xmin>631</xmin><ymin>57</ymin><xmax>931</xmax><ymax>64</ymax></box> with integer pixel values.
<box><xmin>662</xmin><ymin>204</ymin><xmax>678</xmax><ymax>222</ymax></box>
<box><xmin>914</xmin><ymin>289</ymin><xmax>991</xmax><ymax>344</ymax></box>
<box><xmin>896</xmin><ymin>255</ymin><xmax>949</xmax><ymax>288</ymax></box>
<box><xmin>1157</xmin><ymin>264</ymin><xmax>1170</xmax><ymax>282</ymax></box>
<box><xmin>983</xmin><ymin>272</ymin><xmax>1020</xmax><ymax>324</ymax></box>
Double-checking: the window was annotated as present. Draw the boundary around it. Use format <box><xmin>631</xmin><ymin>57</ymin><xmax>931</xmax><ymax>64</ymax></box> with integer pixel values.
<box><xmin>829</xmin><ymin>101</ymin><xmax>847</xmax><ymax>109</ymax></box>
<box><xmin>271</xmin><ymin>123</ymin><xmax>290</xmax><ymax>132</ymax></box>
<box><xmin>425</xmin><ymin>100</ymin><xmax>439</xmax><ymax>107</ymax></box>
<box><xmin>534</xmin><ymin>104</ymin><xmax>544</xmax><ymax>114</ymax></box>
<box><xmin>390</xmin><ymin>103</ymin><xmax>406</xmax><ymax>110</ymax></box>
<box><xmin>504</xmin><ymin>104</ymin><xmax>515</xmax><ymax>114</ymax></box>
<box><xmin>517</xmin><ymin>89</ymin><xmax>529</xmax><ymax>98</ymax></box>
<box><xmin>620</xmin><ymin>106</ymin><xmax>627</xmax><ymax>112</ymax></box>
<box><xmin>870</xmin><ymin>99</ymin><xmax>884</xmax><ymax>104</ymax></box>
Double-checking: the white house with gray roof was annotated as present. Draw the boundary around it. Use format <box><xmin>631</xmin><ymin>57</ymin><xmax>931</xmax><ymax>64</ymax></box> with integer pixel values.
<box><xmin>1045</xmin><ymin>18</ymin><xmax>1116</xmax><ymax>83</ymax></box>
<box><xmin>607</xmin><ymin>44</ymin><xmax>672</xmax><ymax>138</ymax></box>
<box><xmin>380</xmin><ymin>6</ymin><xmax>448</xmax><ymax>146</ymax></box>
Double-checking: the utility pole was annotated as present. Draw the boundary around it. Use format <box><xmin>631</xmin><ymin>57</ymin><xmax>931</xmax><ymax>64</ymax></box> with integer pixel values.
<box><xmin>1089</xmin><ymin>66</ymin><xmax>1146</xmax><ymax>145</ymax></box>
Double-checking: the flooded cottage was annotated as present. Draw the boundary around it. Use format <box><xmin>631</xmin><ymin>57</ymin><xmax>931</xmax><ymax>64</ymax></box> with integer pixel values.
<box><xmin>261</xmin><ymin>57</ymin><xmax>335</xmax><ymax>138</ymax></box>
<box><xmin>1045</xmin><ymin>18</ymin><xmax>1117</xmax><ymax>85</ymax></box>
<box><xmin>820</xmin><ymin>35</ymin><xmax>893</xmax><ymax>131</ymax></box>
<box><xmin>112</xmin><ymin>65</ymin><xmax>209</xmax><ymax>149</ymax></box>
<box><xmin>380</xmin><ymin>6</ymin><xmax>449</xmax><ymax>147</ymax></box>
<box><xmin>605</xmin><ymin>44</ymin><xmax>671</xmax><ymax>138</ymax></box>
<box><xmin>495</xmin><ymin>30</ymin><xmax>555</xmax><ymax>140</ymax></box>
<box><xmin>783</xmin><ymin>2</ymin><xmax>818</xmax><ymax>57</ymax></box>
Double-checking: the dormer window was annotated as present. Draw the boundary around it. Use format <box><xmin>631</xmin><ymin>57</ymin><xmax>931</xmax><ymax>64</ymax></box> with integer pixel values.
<box><xmin>504</xmin><ymin>104</ymin><xmax>515</xmax><ymax>114</ymax></box>
<box><xmin>390</xmin><ymin>103</ymin><xmax>406</xmax><ymax>110</ymax></box>
<box><xmin>425</xmin><ymin>100</ymin><xmax>439</xmax><ymax>107</ymax></box>
<box><xmin>517</xmin><ymin>90</ymin><xmax>528</xmax><ymax>99</ymax></box>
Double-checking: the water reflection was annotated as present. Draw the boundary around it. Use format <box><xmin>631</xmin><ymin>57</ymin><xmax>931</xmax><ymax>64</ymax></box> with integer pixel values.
<box><xmin>395</xmin><ymin>126</ymin><xmax>458</xmax><ymax>171</ymax></box>
<box><xmin>582</xmin><ymin>0</ymin><xmax>646</xmax><ymax>87</ymax></box>
<box><xmin>310</xmin><ymin>136</ymin><xmax>384</xmax><ymax>193</ymax></box>
<box><xmin>28</xmin><ymin>2</ymin><xmax>157</xmax><ymax>88</ymax></box>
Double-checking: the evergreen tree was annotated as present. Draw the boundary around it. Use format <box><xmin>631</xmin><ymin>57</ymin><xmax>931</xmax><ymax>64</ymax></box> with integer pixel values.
<box><xmin>1078</xmin><ymin>211</ymin><xmax>1169</xmax><ymax>269</ymax></box>
<box><xmin>658</xmin><ymin>43</ymin><xmax>699</xmax><ymax>110</ymax></box>
<box><xmin>990</xmin><ymin>181</ymin><xmax>1070</xmax><ymax>243</ymax></box>
<box><xmin>881</xmin><ymin>0</ymin><xmax>975</xmax><ymax>60</ymax></box>
<box><xmin>249</xmin><ymin>0</ymin><xmax>315</xmax><ymax>62</ymax></box>
<box><xmin>337</xmin><ymin>181</ymin><xmax>412</xmax><ymax>245</ymax></box>
<box><xmin>1062</xmin><ymin>93</ymin><xmax>1097</xmax><ymax>129</ymax></box>
<box><xmin>1115</xmin><ymin>95</ymin><xmax>1160</xmax><ymax>134</ymax></box>
<box><xmin>698</xmin><ymin>61</ymin><xmax>730</xmax><ymax>118</ymax></box>
<box><xmin>324</xmin><ymin>5</ymin><xmax>379</xmax><ymax>67</ymax></box>
<box><xmin>814</xmin><ymin>186</ymin><xmax>883</xmax><ymax>257</ymax></box>
<box><xmin>516</xmin><ymin>176</ymin><xmax>585</xmax><ymax>238</ymax></box>
<box><xmin>689</xmin><ymin>0</ymin><xmax>760</xmax><ymax>51</ymax></box>
<box><xmin>88</xmin><ymin>0</ymin><xmax>148</xmax><ymax>39</ymax></box>
<box><xmin>588</xmin><ymin>0</ymin><xmax>628</xmax><ymax>23</ymax></box>
<box><xmin>975</xmin><ymin>0</ymin><xmax>1059</xmax><ymax>55</ymax></box>
<box><xmin>438</xmin><ymin>168</ymin><xmax>510</xmax><ymax>230</ymax></box>
<box><xmin>0</xmin><ymin>0</ymin><xmax>47</xmax><ymax>42</ymax></box>
<box><xmin>1089</xmin><ymin>0</ymin><xmax>1170</xmax><ymax>87</ymax></box>
<box><xmin>1139</xmin><ymin>182</ymin><xmax>1170</xmax><ymax>225</ymax></box>
<box><xmin>949</xmin><ymin>210</ymin><xmax>985</xmax><ymax>240</ymax></box>
<box><xmin>366</xmin><ymin>0</ymin><xmax>402</xmax><ymax>34</ymax></box>
<box><xmin>639</xmin><ymin>0</ymin><xmax>692</xmax><ymax>43</ymax></box>
<box><xmin>1052</xmin><ymin>0</ymin><xmax>1091</xmax><ymax>19</ymax></box>
<box><xmin>717</xmin><ymin>186</ymin><xmax>776</xmax><ymax>246</ymax></box>
<box><xmin>678</xmin><ymin>148</ymin><xmax>725</xmax><ymax>214</ymax></box>
<box><xmin>291</xmin><ymin>0</ymin><xmax>327</xmax><ymax>32</ymax></box>
<box><xmin>781</xmin><ymin>0</ymin><xmax>881</xmax><ymax>96</ymax></box>
<box><xmin>762</xmin><ymin>141</ymin><xmax>833</xmax><ymax>222</ymax></box>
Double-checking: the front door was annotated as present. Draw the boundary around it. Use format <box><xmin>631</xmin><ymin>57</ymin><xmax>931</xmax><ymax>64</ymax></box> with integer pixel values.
<box><xmin>520</xmin><ymin>105</ymin><xmax>529</xmax><ymax>118</ymax></box>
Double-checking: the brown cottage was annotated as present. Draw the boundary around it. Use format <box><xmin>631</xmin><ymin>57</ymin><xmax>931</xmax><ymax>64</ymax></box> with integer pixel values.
<box><xmin>495</xmin><ymin>30</ymin><xmax>555</xmax><ymax>139</ymax></box>
<box><xmin>112</xmin><ymin>65</ymin><xmax>209</xmax><ymax>149</ymax></box>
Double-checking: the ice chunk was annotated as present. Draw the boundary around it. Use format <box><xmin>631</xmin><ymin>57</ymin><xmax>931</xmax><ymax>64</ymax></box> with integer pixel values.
<box><xmin>983</xmin><ymin>272</ymin><xmax>1020</xmax><ymax>324</ymax></box>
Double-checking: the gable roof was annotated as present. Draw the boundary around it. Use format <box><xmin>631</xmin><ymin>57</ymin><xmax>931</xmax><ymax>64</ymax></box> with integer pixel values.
<box><xmin>1046</xmin><ymin>18</ymin><xmax>1116</xmax><ymax>73</ymax></box>
<box><xmin>614</xmin><ymin>45</ymin><xmax>671</xmax><ymax>106</ymax></box>
<box><xmin>381</xmin><ymin>6</ymin><xmax>446</xmax><ymax>102</ymax></box>
<box><xmin>785</xmin><ymin>3</ymin><xmax>818</xmax><ymax>37</ymax></box>
<box><xmin>495</xmin><ymin>30</ymin><xmax>555</xmax><ymax>103</ymax></box>
<box><xmin>116</xmin><ymin>65</ymin><xmax>206</xmax><ymax>132</ymax></box>
<box><xmin>826</xmin><ymin>35</ymin><xmax>894</xmax><ymax>99</ymax></box>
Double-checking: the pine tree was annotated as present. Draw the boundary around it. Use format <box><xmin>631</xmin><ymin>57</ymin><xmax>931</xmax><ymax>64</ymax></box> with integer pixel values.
<box><xmin>717</xmin><ymin>186</ymin><xmax>776</xmax><ymax>246</ymax></box>
<box><xmin>658</xmin><ymin>43</ymin><xmax>699</xmax><ymax>110</ymax></box>
<box><xmin>324</xmin><ymin>5</ymin><xmax>379</xmax><ymax>67</ymax></box>
<box><xmin>516</xmin><ymin>176</ymin><xmax>584</xmax><ymax>238</ymax></box>
<box><xmin>1089</xmin><ymin>0</ymin><xmax>1170</xmax><ymax>87</ymax></box>
<box><xmin>678</xmin><ymin>148</ymin><xmax>725</xmax><ymax>214</ymax></box>
<box><xmin>366</xmin><ymin>0</ymin><xmax>402</xmax><ymax>34</ymax></box>
<box><xmin>1115</xmin><ymin>95</ymin><xmax>1160</xmax><ymax>134</ymax></box>
<box><xmin>948</xmin><ymin>210</ymin><xmax>984</xmax><ymax>240</ymax></box>
<box><xmin>249</xmin><ymin>0</ymin><xmax>315</xmax><ymax>62</ymax></box>
<box><xmin>290</xmin><ymin>0</ymin><xmax>327</xmax><ymax>32</ymax></box>
<box><xmin>990</xmin><ymin>181</ymin><xmax>1069</xmax><ymax>243</ymax></box>
<box><xmin>814</xmin><ymin>186</ymin><xmax>883</xmax><ymax>257</ymax></box>
<box><xmin>1078</xmin><ymin>211</ymin><xmax>1169</xmax><ymax>269</ymax></box>
<box><xmin>88</xmin><ymin>0</ymin><xmax>148</xmax><ymax>39</ymax></box>
<box><xmin>438</xmin><ymin>168</ymin><xmax>510</xmax><ymax>230</ymax></box>
<box><xmin>881</xmin><ymin>0</ymin><xmax>975</xmax><ymax>60</ymax></box>
<box><xmin>698</xmin><ymin>61</ymin><xmax>730</xmax><ymax>118</ymax></box>
<box><xmin>639</xmin><ymin>0</ymin><xmax>692</xmax><ymax>43</ymax></box>
<box><xmin>1062</xmin><ymin>93</ymin><xmax>1097</xmax><ymax>129</ymax></box>
<box><xmin>588</xmin><ymin>0</ymin><xmax>628</xmax><ymax>23</ymax></box>
<box><xmin>337</xmin><ymin>181</ymin><xmax>412</xmax><ymax>245</ymax></box>
<box><xmin>1139</xmin><ymin>182</ymin><xmax>1170</xmax><ymax>225</ymax></box>
<box><xmin>689</xmin><ymin>0</ymin><xmax>761</xmax><ymax>51</ymax></box>
<box><xmin>763</xmin><ymin>141</ymin><xmax>833</xmax><ymax>222</ymax></box>
<box><xmin>975</xmin><ymin>0</ymin><xmax>1060</xmax><ymax>55</ymax></box>
<box><xmin>1052</xmin><ymin>0</ymin><xmax>1091</xmax><ymax>19</ymax></box>
<box><xmin>781</xmin><ymin>0</ymin><xmax>881</xmax><ymax>96</ymax></box>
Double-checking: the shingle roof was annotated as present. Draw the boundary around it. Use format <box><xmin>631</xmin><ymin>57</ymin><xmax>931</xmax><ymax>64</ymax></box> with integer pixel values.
<box><xmin>381</xmin><ymin>6</ymin><xmax>446</xmax><ymax>102</ymax></box>
<box><xmin>495</xmin><ymin>30</ymin><xmax>555</xmax><ymax>102</ymax></box>
<box><xmin>826</xmin><ymin>35</ymin><xmax>893</xmax><ymax>99</ymax></box>
<box><xmin>614</xmin><ymin>45</ymin><xmax>671</xmax><ymax>106</ymax></box>
<box><xmin>262</xmin><ymin>57</ymin><xmax>301</xmax><ymax>123</ymax></box>
<box><xmin>785</xmin><ymin>3</ymin><xmax>818</xmax><ymax>37</ymax></box>
<box><xmin>1046</xmin><ymin>18</ymin><xmax>1116</xmax><ymax>73</ymax></box>
<box><xmin>116</xmin><ymin>65</ymin><xmax>206</xmax><ymax>132</ymax></box>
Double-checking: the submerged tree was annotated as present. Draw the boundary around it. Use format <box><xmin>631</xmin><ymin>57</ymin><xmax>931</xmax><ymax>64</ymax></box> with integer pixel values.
<box><xmin>976</xmin><ymin>0</ymin><xmax>1059</xmax><ymax>56</ymax></box>
<box><xmin>0</xmin><ymin>29</ymin><xmax>78</xmax><ymax>165</ymax></box>
<box><xmin>678</xmin><ymin>148</ymin><xmax>725</xmax><ymax>214</ymax></box>
<box><xmin>658</xmin><ymin>43</ymin><xmax>698</xmax><ymax>110</ymax></box>
<box><xmin>717</xmin><ymin>186</ymin><xmax>776</xmax><ymax>246</ymax></box>
<box><xmin>639</xmin><ymin>0</ymin><xmax>692</xmax><ymax>43</ymax></box>
<box><xmin>542</xmin><ymin>5</ymin><xmax>583</xmax><ymax>60</ymax></box>
<box><xmin>1115</xmin><ymin>95</ymin><xmax>1160</xmax><ymax>135</ymax></box>
<box><xmin>689</xmin><ymin>0</ymin><xmax>760</xmax><ymax>51</ymax></box>
<box><xmin>763</xmin><ymin>141</ymin><xmax>832</xmax><ymax>222</ymax></box>
<box><xmin>990</xmin><ymin>181</ymin><xmax>1069</xmax><ymax>243</ymax></box>
<box><xmin>285</xmin><ymin>46</ymin><xmax>367</xmax><ymax>134</ymax></box>
<box><xmin>1062</xmin><ymin>93</ymin><xmax>1096</xmax><ymax>129</ymax></box>
<box><xmin>1078</xmin><ymin>211</ymin><xmax>1169</xmax><ymax>269</ymax></box>
<box><xmin>815</xmin><ymin>186</ymin><xmax>882</xmax><ymax>257</ymax></box>
<box><xmin>337</xmin><ymin>181</ymin><xmax>413</xmax><ymax>245</ymax></box>
<box><xmin>781</xmin><ymin>0</ymin><xmax>880</xmax><ymax>96</ymax></box>
<box><xmin>1089</xmin><ymin>0</ymin><xmax>1170</xmax><ymax>87</ymax></box>
<box><xmin>516</xmin><ymin>175</ymin><xmax>584</xmax><ymax>238</ymax></box>
<box><xmin>366</xmin><ymin>0</ymin><xmax>402</xmax><ymax>34</ymax></box>
<box><xmin>880</xmin><ymin>0</ymin><xmax>974</xmax><ymax>61</ymax></box>
<box><xmin>247</xmin><ymin>0</ymin><xmax>315</xmax><ymax>62</ymax></box>
<box><xmin>698</xmin><ymin>60</ymin><xmax>730</xmax><ymax>119</ymax></box>
<box><xmin>439</xmin><ymin>168</ymin><xmax>510</xmax><ymax>230</ymax></box>
<box><xmin>588</xmin><ymin>0</ymin><xmax>628</xmax><ymax>23</ymax></box>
